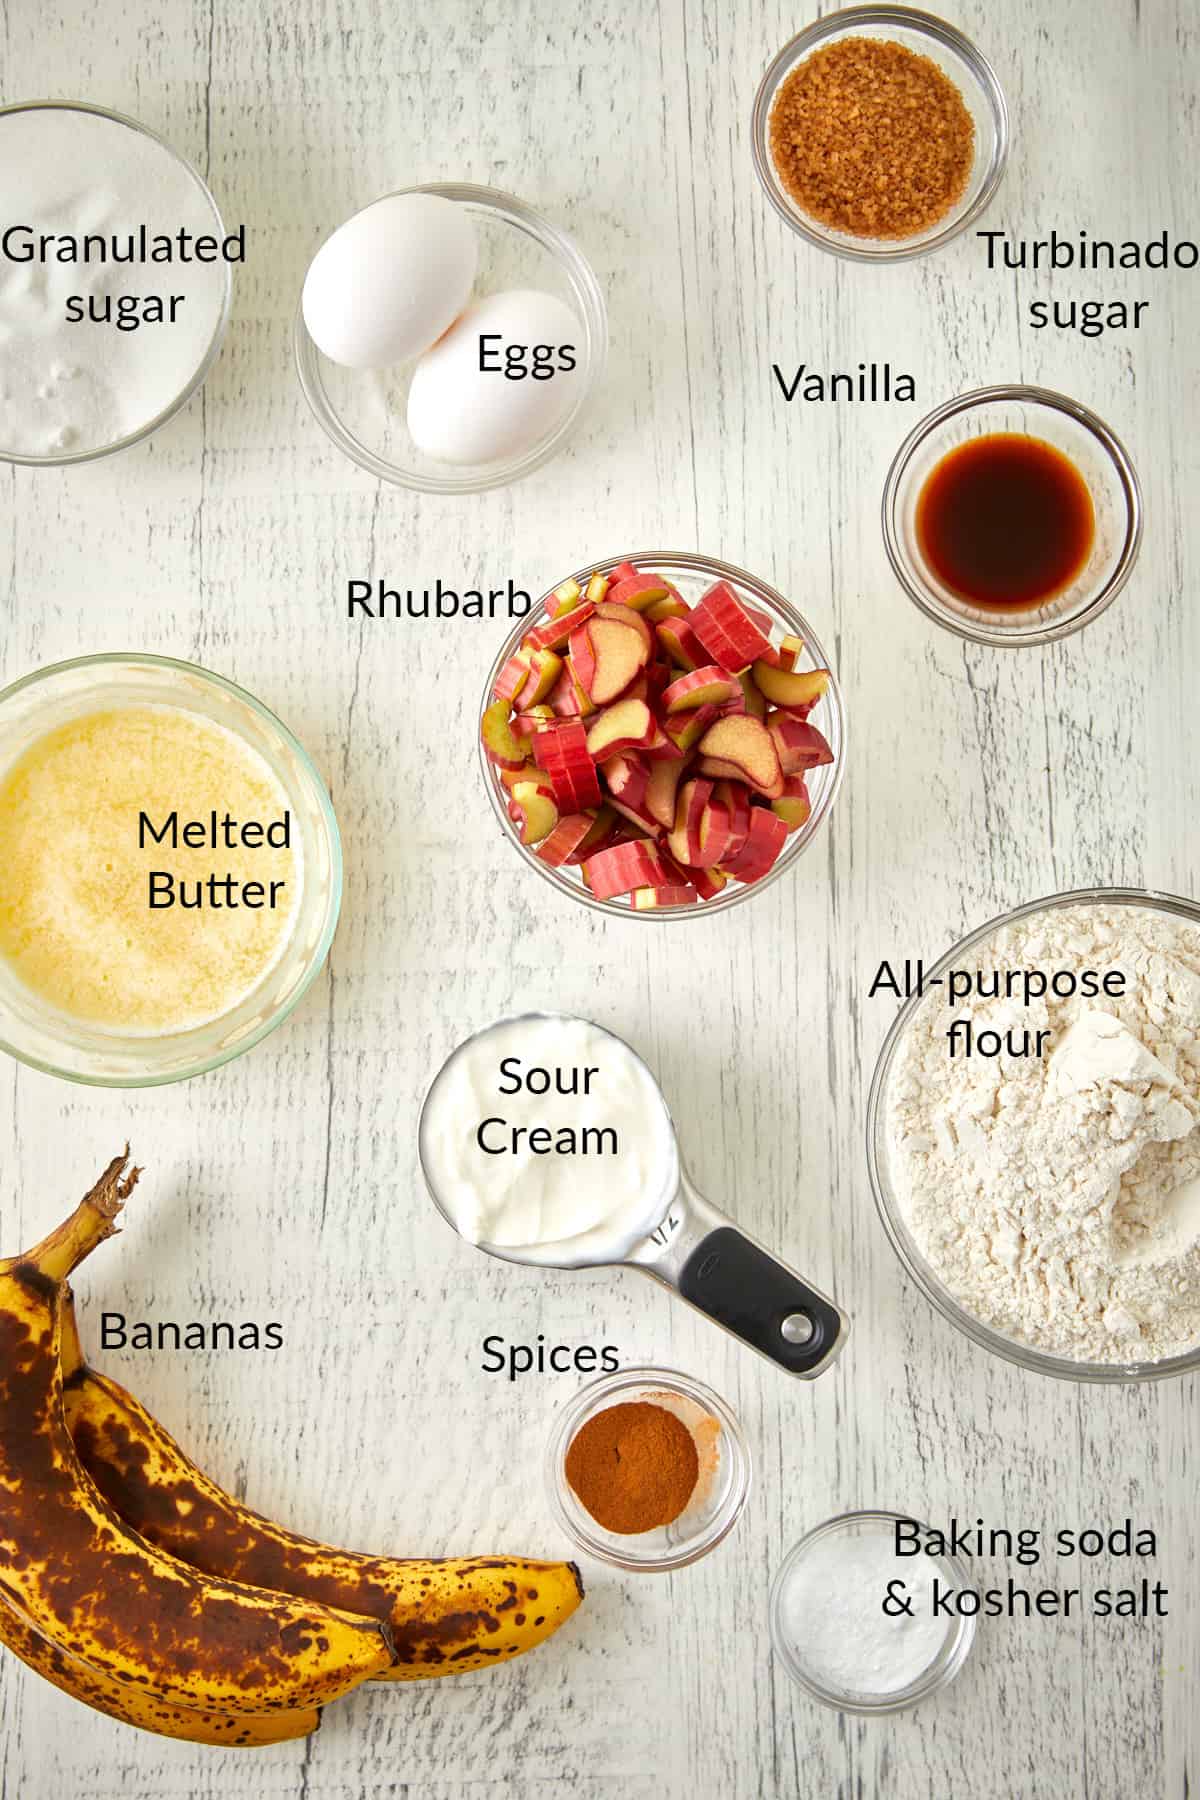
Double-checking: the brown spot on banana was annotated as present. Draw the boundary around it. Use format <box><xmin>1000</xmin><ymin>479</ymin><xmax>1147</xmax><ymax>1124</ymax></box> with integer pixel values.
<box><xmin>0</xmin><ymin>1593</ymin><xmax>321</xmax><ymax>1746</ymax></box>
<box><xmin>61</xmin><ymin>1296</ymin><xmax>585</xmax><ymax>1683</ymax></box>
<box><xmin>0</xmin><ymin>1176</ymin><xmax>394</xmax><ymax>1716</ymax></box>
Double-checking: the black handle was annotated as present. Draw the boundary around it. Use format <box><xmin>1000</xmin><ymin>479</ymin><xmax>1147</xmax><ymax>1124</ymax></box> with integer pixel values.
<box><xmin>678</xmin><ymin>1227</ymin><xmax>846</xmax><ymax>1375</ymax></box>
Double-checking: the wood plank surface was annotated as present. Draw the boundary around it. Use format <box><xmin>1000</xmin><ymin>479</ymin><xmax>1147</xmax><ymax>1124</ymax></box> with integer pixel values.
<box><xmin>0</xmin><ymin>0</ymin><xmax>1196</xmax><ymax>1795</ymax></box>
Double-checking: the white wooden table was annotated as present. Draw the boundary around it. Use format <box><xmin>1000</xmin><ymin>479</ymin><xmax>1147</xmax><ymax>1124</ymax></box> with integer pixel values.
<box><xmin>0</xmin><ymin>1</ymin><xmax>1196</xmax><ymax>1795</ymax></box>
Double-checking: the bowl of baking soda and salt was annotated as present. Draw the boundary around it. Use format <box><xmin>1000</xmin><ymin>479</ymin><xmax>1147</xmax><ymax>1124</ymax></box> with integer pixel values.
<box><xmin>868</xmin><ymin>887</ymin><xmax>1200</xmax><ymax>1382</ymax></box>
<box><xmin>770</xmin><ymin>1510</ymin><xmax>976</xmax><ymax>1712</ymax></box>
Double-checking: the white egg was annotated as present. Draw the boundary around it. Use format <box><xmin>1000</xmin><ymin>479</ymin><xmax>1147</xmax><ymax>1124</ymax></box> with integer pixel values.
<box><xmin>302</xmin><ymin>193</ymin><xmax>477</xmax><ymax>370</ymax></box>
<box><xmin>406</xmin><ymin>289</ymin><xmax>585</xmax><ymax>465</ymax></box>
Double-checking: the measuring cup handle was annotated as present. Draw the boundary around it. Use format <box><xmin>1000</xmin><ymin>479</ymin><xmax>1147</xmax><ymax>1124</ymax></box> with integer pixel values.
<box><xmin>678</xmin><ymin>1226</ymin><xmax>847</xmax><ymax>1375</ymax></box>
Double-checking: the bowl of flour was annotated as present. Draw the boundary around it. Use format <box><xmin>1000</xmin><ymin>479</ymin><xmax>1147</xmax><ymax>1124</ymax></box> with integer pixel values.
<box><xmin>0</xmin><ymin>100</ymin><xmax>232</xmax><ymax>464</ymax></box>
<box><xmin>868</xmin><ymin>888</ymin><xmax>1200</xmax><ymax>1381</ymax></box>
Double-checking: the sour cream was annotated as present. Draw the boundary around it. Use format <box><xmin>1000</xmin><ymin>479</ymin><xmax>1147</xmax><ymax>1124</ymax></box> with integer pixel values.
<box><xmin>420</xmin><ymin>1015</ymin><xmax>679</xmax><ymax>1266</ymax></box>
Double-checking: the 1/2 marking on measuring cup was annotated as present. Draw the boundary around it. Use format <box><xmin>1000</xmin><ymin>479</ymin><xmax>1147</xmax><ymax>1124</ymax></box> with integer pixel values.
<box><xmin>650</xmin><ymin>1209</ymin><xmax>684</xmax><ymax>1248</ymax></box>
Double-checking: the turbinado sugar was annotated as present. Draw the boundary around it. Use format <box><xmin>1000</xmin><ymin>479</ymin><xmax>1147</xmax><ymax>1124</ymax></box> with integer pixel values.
<box><xmin>769</xmin><ymin>37</ymin><xmax>974</xmax><ymax>240</ymax></box>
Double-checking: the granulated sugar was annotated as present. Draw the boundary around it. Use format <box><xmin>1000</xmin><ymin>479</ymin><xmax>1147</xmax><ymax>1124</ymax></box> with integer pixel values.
<box><xmin>0</xmin><ymin>105</ymin><xmax>228</xmax><ymax>457</ymax></box>
<box><xmin>887</xmin><ymin>903</ymin><xmax>1200</xmax><ymax>1363</ymax></box>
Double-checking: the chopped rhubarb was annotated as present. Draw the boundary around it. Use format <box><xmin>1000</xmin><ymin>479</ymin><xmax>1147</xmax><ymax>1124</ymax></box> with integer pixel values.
<box><xmin>662</xmin><ymin>665</ymin><xmax>742</xmax><ymax>714</ymax></box>
<box><xmin>752</xmin><ymin>662</ymin><xmax>832</xmax><ymax>712</ymax></box>
<box><xmin>586</xmin><ymin>698</ymin><xmax>656</xmax><ymax>762</ymax></box>
<box><xmin>607</xmin><ymin>575</ymin><xmax>672</xmax><ymax>611</ymax></box>
<box><xmin>656</xmin><ymin>617</ymin><xmax>708</xmax><ymax>671</ymax></box>
<box><xmin>546</xmin><ymin>577</ymin><xmax>582</xmax><ymax>617</ymax></box>
<box><xmin>525</xmin><ymin>601</ymin><xmax>596</xmax><ymax>652</ymax></box>
<box><xmin>533</xmin><ymin>717</ymin><xmax>602</xmax><ymax>811</ymax></box>
<box><xmin>666</xmin><ymin>776</ymin><xmax>714</xmax><ymax>867</ymax></box>
<box><xmin>632</xmin><ymin>883</ymin><xmax>698</xmax><ymax>909</ymax></box>
<box><xmin>512</xmin><ymin>648</ymin><xmax>563</xmax><ymax>711</ymax></box>
<box><xmin>690</xmin><ymin>865</ymin><xmax>728</xmax><ymax>901</ymax></box>
<box><xmin>664</xmin><ymin>702</ymin><xmax>720</xmax><ymax>754</ymax></box>
<box><xmin>582</xmin><ymin>839</ymin><xmax>667</xmax><ymax>900</ymax></box>
<box><xmin>769</xmin><ymin>714</ymin><xmax>834</xmax><ymax>773</ymax></box>
<box><xmin>772</xmin><ymin>774</ymin><xmax>812</xmax><ymax>832</ymax></box>
<box><xmin>691</xmin><ymin>581</ymin><xmax>773</xmax><ymax>670</ymax></box>
<box><xmin>481</xmin><ymin>698</ymin><xmax>530</xmax><ymax>771</ymax></box>
<box><xmin>697</xmin><ymin>714</ymin><xmax>784</xmax><ymax>798</ymax></box>
<box><xmin>493</xmin><ymin>651</ymin><xmax>532</xmax><ymax>704</ymax></box>
<box><xmin>492</xmin><ymin>565</ymin><xmax>837</xmax><ymax>904</ymax></box>
<box><xmin>536</xmin><ymin>812</ymin><xmax>595</xmax><ymax>866</ymax></box>
<box><xmin>720</xmin><ymin>808</ymin><xmax>788</xmax><ymax>883</ymax></box>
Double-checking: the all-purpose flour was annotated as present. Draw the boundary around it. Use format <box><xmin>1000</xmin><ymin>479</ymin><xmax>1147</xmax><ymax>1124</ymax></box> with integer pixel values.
<box><xmin>887</xmin><ymin>903</ymin><xmax>1200</xmax><ymax>1363</ymax></box>
<box><xmin>0</xmin><ymin>106</ymin><xmax>228</xmax><ymax>457</ymax></box>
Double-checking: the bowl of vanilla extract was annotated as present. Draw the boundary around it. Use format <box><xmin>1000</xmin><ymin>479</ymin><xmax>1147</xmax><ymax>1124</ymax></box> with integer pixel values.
<box><xmin>882</xmin><ymin>384</ymin><xmax>1143</xmax><ymax>646</ymax></box>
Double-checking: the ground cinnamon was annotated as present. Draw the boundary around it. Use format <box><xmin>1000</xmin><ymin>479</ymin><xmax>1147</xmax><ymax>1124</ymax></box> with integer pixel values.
<box><xmin>769</xmin><ymin>36</ymin><xmax>975</xmax><ymax>241</ymax></box>
<box><xmin>565</xmin><ymin>1401</ymin><xmax>699</xmax><ymax>1535</ymax></box>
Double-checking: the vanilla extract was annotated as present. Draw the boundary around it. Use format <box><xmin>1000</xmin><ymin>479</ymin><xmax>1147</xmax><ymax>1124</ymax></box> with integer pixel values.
<box><xmin>771</xmin><ymin>361</ymin><xmax>916</xmax><ymax>403</ymax></box>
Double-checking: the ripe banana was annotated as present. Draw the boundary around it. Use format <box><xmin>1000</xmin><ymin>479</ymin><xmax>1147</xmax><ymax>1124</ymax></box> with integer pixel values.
<box><xmin>0</xmin><ymin>1154</ymin><xmax>394</xmax><ymax>1716</ymax></box>
<box><xmin>60</xmin><ymin>1298</ymin><xmax>585</xmax><ymax>1680</ymax></box>
<box><xmin>0</xmin><ymin>1594</ymin><xmax>320</xmax><ymax>1746</ymax></box>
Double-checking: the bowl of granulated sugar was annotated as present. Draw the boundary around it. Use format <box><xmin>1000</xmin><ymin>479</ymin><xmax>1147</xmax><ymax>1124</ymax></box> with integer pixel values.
<box><xmin>0</xmin><ymin>100</ymin><xmax>234</xmax><ymax>464</ymax></box>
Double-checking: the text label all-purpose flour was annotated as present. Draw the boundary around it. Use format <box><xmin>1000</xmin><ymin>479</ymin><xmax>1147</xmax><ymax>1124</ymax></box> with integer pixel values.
<box><xmin>421</xmin><ymin>1016</ymin><xmax>679</xmax><ymax>1265</ymax></box>
<box><xmin>887</xmin><ymin>903</ymin><xmax>1200</xmax><ymax>1362</ymax></box>
<box><xmin>0</xmin><ymin>105</ymin><xmax>237</xmax><ymax>457</ymax></box>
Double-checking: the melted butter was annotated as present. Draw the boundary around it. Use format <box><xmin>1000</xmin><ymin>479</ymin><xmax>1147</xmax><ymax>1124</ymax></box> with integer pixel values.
<box><xmin>0</xmin><ymin>705</ymin><xmax>298</xmax><ymax>1032</ymax></box>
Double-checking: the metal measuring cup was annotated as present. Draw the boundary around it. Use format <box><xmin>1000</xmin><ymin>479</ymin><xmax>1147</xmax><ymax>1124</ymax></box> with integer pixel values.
<box><xmin>419</xmin><ymin>1014</ymin><xmax>849</xmax><ymax>1378</ymax></box>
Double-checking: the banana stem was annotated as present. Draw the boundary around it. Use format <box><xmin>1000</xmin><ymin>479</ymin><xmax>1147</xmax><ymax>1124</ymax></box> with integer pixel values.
<box><xmin>60</xmin><ymin>1286</ymin><xmax>86</xmax><ymax>1379</ymax></box>
<box><xmin>12</xmin><ymin>1150</ymin><xmax>140</xmax><ymax>1284</ymax></box>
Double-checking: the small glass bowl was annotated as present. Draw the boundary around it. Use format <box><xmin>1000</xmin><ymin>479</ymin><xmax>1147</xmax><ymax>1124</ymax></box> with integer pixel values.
<box><xmin>0</xmin><ymin>99</ymin><xmax>232</xmax><ymax>467</ymax></box>
<box><xmin>751</xmin><ymin>7</ymin><xmax>1008</xmax><ymax>263</ymax></box>
<box><xmin>769</xmin><ymin>1510</ymin><xmax>976</xmax><ymax>1713</ymax></box>
<box><xmin>480</xmin><ymin>552</ymin><xmax>846</xmax><ymax>919</ymax></box>
<box><xmin>882</xmin><ymin>385</ymin><xmax>1143</xmax><ymax>645</ymax></box>
<box><xmin>866</xmin><ymin>886</ymin><xmax>1200</xmax><ymax>1382</ymax></box>
<box><xmin>0</xmin><ymin>654</ymin><xmax>342</xmax><ymax>1086</ymax></box>
<box><xmin>294</xmin><ymin>183</ymin><xmax>607</xmax><ymax>495</ymax></box>
<box><xmin>546</xmin><ymin>1367</ymin><xmax>751</xmax><ymax>1572</ymax></box>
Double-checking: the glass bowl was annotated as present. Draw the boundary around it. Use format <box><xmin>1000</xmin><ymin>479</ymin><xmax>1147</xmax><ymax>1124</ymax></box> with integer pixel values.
<box><xmin>294</xmin><ymin>183</ymin><xmax>607</xmax><ymax>495</ymax></box>
<box><xmin>751</xmin><ymin>7</ymin><xmax>1008</xmax><ymax>263</ymax></box>
<box><xmin>480</xmin><ymin>552</ymin><xmax>846</xmax><ymax>919</ymax></box>
<box><xmin>0</xmin><ymin>99</ymin><xmax>232</xmax><ymax>468</ymax></box>
<box><xmin>882</xmin><ymin>386</ymin><xmax>1143</xmax><ymax>645</ymax></box>
<box><xmin>0</xmin><ymin>654</ymin><xmax>341</xmax><ymax>1086</ymax></box>
<box><xmin>546</xmin><ymin>1367</ymin><xmax>751</xmax><ymax>1572</ymax></box>
<box><xmin>769</xmin><ymin>1510</ymin><xmax>976</xmax><ymax>1713</ymax></box>
<box><xmin>866</xmin><ymin>886</ymin><xmax>1200</xmax><ymax>1383</ymax></box>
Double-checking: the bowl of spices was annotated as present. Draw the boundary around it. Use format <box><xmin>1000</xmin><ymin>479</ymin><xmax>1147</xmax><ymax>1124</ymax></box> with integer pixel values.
<box><xmin>769</xmin><ymin>1510</ymin><xmax>976</xmax><ymax>1713</ymax></box>
<box><xmin>547</xmin><ymin>1368</ymin><xmax>751</xmax><ymax>1571</ymax></box>
<box><xmin>867</xmin><ymin>888</ymin><xmax>1200</xmax><ymax>1381</ymax></box>
<box><xmin>752</xmin><ymin>6</ymin><xmax>1008</xmax><ymax>262</ymax></box>
<box><xmin>882</xmin><ymin>385</ymin><xmax>1143</xmax><ymax>645</ymax></box>
<box><xmin>0</xmin><ymin>100</ymin><xmax>233</xmax><ymax>466</ymax></box>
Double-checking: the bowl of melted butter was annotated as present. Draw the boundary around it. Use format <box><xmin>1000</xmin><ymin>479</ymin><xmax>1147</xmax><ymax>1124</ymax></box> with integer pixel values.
<box><xmin>0</xmin><ymin>653</ymin><xmax>341</xmax><ymax>1085</ymax></box>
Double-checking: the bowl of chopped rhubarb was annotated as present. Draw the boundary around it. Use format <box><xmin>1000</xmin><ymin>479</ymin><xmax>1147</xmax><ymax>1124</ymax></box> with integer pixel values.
<box><xmin>479</xmin><ymin>553</ymin><xmax>846</xmax><ymax>916</ymax></box>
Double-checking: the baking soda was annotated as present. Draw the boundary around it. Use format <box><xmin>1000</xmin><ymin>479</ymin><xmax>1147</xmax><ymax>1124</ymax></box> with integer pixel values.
<box><xmin>782</xmin><ymin>1525</ymin><xmax>947</xmax><ymax>1697</ymax></box>
<box><xmin>0</xmin><ymin>105</ymin><xmax>229</xmax><ymax>457</ymax></box>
